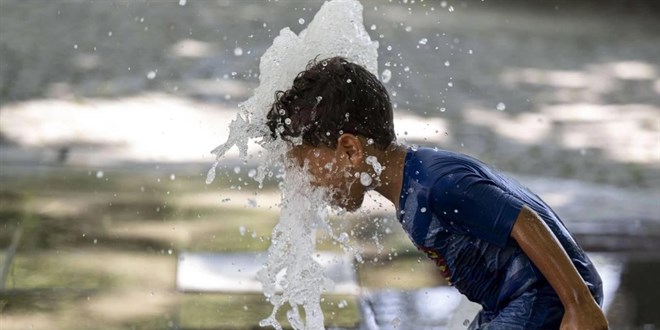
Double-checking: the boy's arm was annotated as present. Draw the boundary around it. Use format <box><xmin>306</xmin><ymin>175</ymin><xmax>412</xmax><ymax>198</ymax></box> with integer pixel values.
<box><xmin>511</xmin><ymin>205</ymin><xmax>608</xmax><ymax>330</ymax></box>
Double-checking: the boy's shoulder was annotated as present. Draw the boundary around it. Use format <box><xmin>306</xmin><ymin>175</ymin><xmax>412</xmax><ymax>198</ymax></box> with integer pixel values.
<box><xmin>408</xmin><ymin>147</ymin><xmax>486</xmax><ymax>168</ymax></box>
<box><xmin>405</xmin><ymin>147</ymin><xmax>488</xmax><ymax>184</ymax></box>
<box><xmin>404</xmin><ymin>146</ymin><xmax>525</xmax><ymax>204</ymax></box>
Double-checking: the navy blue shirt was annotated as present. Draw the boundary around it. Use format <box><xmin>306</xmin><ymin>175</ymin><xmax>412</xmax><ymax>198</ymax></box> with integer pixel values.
<box><xmin>398</xmin><ymin>147</ymin><xmax>602</xmax><ymax>311</ymax></box>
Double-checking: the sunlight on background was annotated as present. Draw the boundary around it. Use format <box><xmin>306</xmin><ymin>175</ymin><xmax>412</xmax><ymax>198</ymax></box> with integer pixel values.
<box><xmin>1</xmin><ymin>0</ymin><xmax>659</xmax><ymax>329</ymax></box>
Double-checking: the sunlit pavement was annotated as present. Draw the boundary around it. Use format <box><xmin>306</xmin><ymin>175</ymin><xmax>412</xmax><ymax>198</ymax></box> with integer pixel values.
<box><xmin>1</xmin><ymin>92</ymin><xmax>658</xmax><ymax>188</ymax></box>
<box><xmin>1</xmin><ymin>0</ymin><xmax>659</xmax><ymax>186</ymax></box>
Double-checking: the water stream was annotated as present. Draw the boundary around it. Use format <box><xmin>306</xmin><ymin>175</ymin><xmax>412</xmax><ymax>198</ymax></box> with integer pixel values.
<box><xmin>207</xmin><ymin>1</ymin><xmax>378</xmax><ymax>328</ymax></box>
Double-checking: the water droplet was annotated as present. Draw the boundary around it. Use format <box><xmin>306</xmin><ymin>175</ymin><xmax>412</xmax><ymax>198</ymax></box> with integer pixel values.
<box><xmin>284</xmin><ymin>118</ymin><xmax>292</xmax><ymax>125</ymax></box>
<box><xmin>336</xmin><ymin>232</ymin><xmax>349</xmax><ymax>246</ymax></box>
<box><xmin>178</xmin><ymin>0</ymin><xmax>187</xmax><ymax>6</ymax></box>
<box><xmin>370</xmin><ymin>24</ymin><xmax>377</xmax><ymax>30</ymax></box>
<box><xmin>205</xmin><ymin>162</ymin><xmax>218</xmax><ymax>184</ymax></box>
<box><xmin>360</xmin><ymin>172</ymin><xmax>372</xmax><ymax>186</ymax></box>
<box><xmin>147</xmin><ymin>71</ymin><xmax>157</xmax><ymax>79</ymax></box>
<box><xmin>381</xmin><ymin>69</ymin><xmax>392</xmax><ymax>83</ymax></box>
<box><xmin>444</xmin><ymin>60</ymin><xmax>450</xmax><ymax>67</ymax></box>
<box><xmin>96</xmin><ymin>171</ymin><xmax>104</xmax><ymax>178</ymax></box>
<box><xmin>234</xmin><ymin>166</ymin><xmax>241</xmax><ymax>174</ymax></box>
<box><xmin>346</xmin><ymin>78</ymin><xmax>352</xmax><ymax>83</ymax></box>
<box><xmin>234</xmin><ymin>47</ymin><xmax>243</xmax><ymax>56</ymax></box>
<box><xmin>496</xmin><ymin>102</ymin><xmax>506</xmax><ymax>111</ymax></box>
<box><xmin>170</xmin><ymin>174</ymin><xmax>176</xmax><ymax>181</ymax></box>
<box><xmin>298</xmin><ymin>18</ymin><xmax>305</xmax><ymax>24</ymax></box>
<box><xmin>418</xmin><ymin>38</ymin><xmax>428</xmax><ymax>45</ymax></box>
<box><xmin>405</xmin><ymin>26</ymin><xmax>412</xmax><ymax>32</ymax></box>
<box><xmin>366</xmin><ymin>156</ymin><xmax>383</xmax><ymax>175</ymax></box>
<box><xmin>420</xmin><ymin>207</ymin><xmax>427</xmax><ymax>213</ymax></box>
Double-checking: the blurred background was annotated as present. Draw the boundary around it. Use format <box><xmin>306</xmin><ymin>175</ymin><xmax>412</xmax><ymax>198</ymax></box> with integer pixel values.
<box><xmin>0</xmin><ymin>0</ymin><xmax>659</xmax><ymax>329</ymax></box>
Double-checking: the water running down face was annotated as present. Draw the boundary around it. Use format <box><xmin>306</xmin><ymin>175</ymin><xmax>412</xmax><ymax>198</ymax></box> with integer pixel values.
<box><xmin>267</xmin><ymin>57</ymin><xmax>396</xmax><ymax>212</ymax></box>
<box><xmin>288</xmin><ymin>133</ymin><xmax>378</xmax><ymax>212</ymax></box>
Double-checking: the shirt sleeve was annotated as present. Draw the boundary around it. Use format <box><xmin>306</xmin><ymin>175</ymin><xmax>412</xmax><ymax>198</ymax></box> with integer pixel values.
<box><xmin>429</xmin><ymin>170</ymin><xmax>524</xmax><ymax>248</ymax></box>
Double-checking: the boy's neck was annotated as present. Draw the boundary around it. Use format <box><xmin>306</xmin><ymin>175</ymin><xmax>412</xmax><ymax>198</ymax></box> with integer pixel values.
<box><xmin>373</xmin><ymin>144</ymin><xmax>409</xmax><ymax>210</ymax></box>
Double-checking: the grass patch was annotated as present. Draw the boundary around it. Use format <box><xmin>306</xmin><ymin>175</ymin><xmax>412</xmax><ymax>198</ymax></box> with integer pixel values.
<box><xmin>179</xmin><ymin>293</ymin><xmax>360</xmax><ymax>329</ymax></box>
<box><xmin>1</xmin><ymin>251</ymin><xmax>117</xmax><ymax>290</ymax></box>
<box><xmin>181</xmin><ymin>207</ymin><xmax>278</xmax><ymax>252</ymax></box>
<box><xmin>0</xmin><ymin>166</ymin><xmax>280</xmax><ymax>195</ymax></box>
<box><xmin>0</xmin><ymin>288</ymin><xmax>98</xmax><ymax>314</ymax></box>
<box><xmin>0</xmin><ymin>167</ymin><xmax>448</xmax><ymax>328</ymax></box>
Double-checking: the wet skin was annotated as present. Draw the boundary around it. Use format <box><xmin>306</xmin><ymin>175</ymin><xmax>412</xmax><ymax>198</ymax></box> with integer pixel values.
<box><xmin>287</xmin><ymin>135</ymin><xmax>368</xmax><ymax>212</ymax></box>
<box><xmin>286</xmin><ymin>133</ymin><xmax>408</xmax><ymax>212</ymax></box>
<box><xmin>287</xmin><ymin>134</ymin><xmax>607</xmax><ymax>328</ymax></box>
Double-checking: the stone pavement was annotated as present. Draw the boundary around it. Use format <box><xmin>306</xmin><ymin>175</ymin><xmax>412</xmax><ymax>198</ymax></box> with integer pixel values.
<box><xmin>1</xmin><ymin>0</ymin><xmax>659</xmax><ymax>188</ymax></box>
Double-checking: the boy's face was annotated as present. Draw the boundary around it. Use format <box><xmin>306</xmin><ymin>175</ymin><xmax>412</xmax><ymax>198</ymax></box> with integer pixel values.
<box><xmin>288</xmin><ymin>137</ymin><xmax>367</xmax><ymax>212</ymax></box>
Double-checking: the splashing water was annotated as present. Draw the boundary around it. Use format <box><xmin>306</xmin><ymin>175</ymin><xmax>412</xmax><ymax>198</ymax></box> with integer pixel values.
<box><xmin>206</xmin><ymin>0</ymin><xmax>378</xmax><ymax>328</ymax></box>
<box><xmin>366</xmin><ymin>155</ymin><xmax>383</xmax><ymax>175</ymax></box>
<box><xmin>257</xmin><ymin>166</ymin><xmax>333</xmax><ymax>329</ymax></box>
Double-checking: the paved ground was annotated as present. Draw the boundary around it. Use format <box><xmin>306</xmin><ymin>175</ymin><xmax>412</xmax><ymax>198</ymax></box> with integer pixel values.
<box><xmin>1</xmin><ymin>0</ymin><xmax>659</xmax><ymax>188</ymax></box>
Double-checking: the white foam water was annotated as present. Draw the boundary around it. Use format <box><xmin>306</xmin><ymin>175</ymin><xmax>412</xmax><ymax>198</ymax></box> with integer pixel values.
<box><xmin>256</xmin><ymin>166</ymin><xmax>332</xmax><ymax>329</ymax></box>
<box><xmin>207</xmin><ymin>0</ymin><xmax>378</xmax><ymax>328</ymax></box>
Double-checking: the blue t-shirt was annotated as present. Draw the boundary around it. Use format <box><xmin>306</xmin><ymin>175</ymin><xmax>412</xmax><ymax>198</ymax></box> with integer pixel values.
<box><xmin>398</xmin><ymin>147</ymin><xmax>602</xmax><ymax>311</ymax></box>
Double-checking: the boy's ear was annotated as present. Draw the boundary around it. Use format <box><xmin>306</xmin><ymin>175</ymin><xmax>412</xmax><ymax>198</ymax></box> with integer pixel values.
<box><xmin>336</xmin><ymin>134</ymin><xmax>363</xmax><ymax>166</ymax></box>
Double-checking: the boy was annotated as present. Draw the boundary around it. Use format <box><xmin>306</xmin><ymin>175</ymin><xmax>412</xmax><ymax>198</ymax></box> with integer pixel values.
<box><xmin>266</xmin><ymin>56</ymin><xmax>608</xmax><ymax>329</ymax></box>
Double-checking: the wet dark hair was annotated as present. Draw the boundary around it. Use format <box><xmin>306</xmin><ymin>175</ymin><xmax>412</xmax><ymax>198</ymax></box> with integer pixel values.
<box><xmin>266</xmin><ymin>56</ymin><xmax>395</xmax><ymax>150</ymax></box>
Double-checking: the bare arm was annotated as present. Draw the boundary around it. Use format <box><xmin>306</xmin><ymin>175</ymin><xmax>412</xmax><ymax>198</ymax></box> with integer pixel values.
<box><xmin>511</xmin><ymin>205</ymin><xmax>608</xmax><ymax>330</ymax></box>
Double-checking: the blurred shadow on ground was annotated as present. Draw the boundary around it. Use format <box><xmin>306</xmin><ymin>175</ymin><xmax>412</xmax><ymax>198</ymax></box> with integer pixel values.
<box><xmin>1</xmin><ymin>0</ymin><xmax>658</xmax><ymax>188</ymax></box>
<box><xmin>0</xmin><ymin>1</ymin><xmax>659</xmax><ymax>328</ymax></box>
